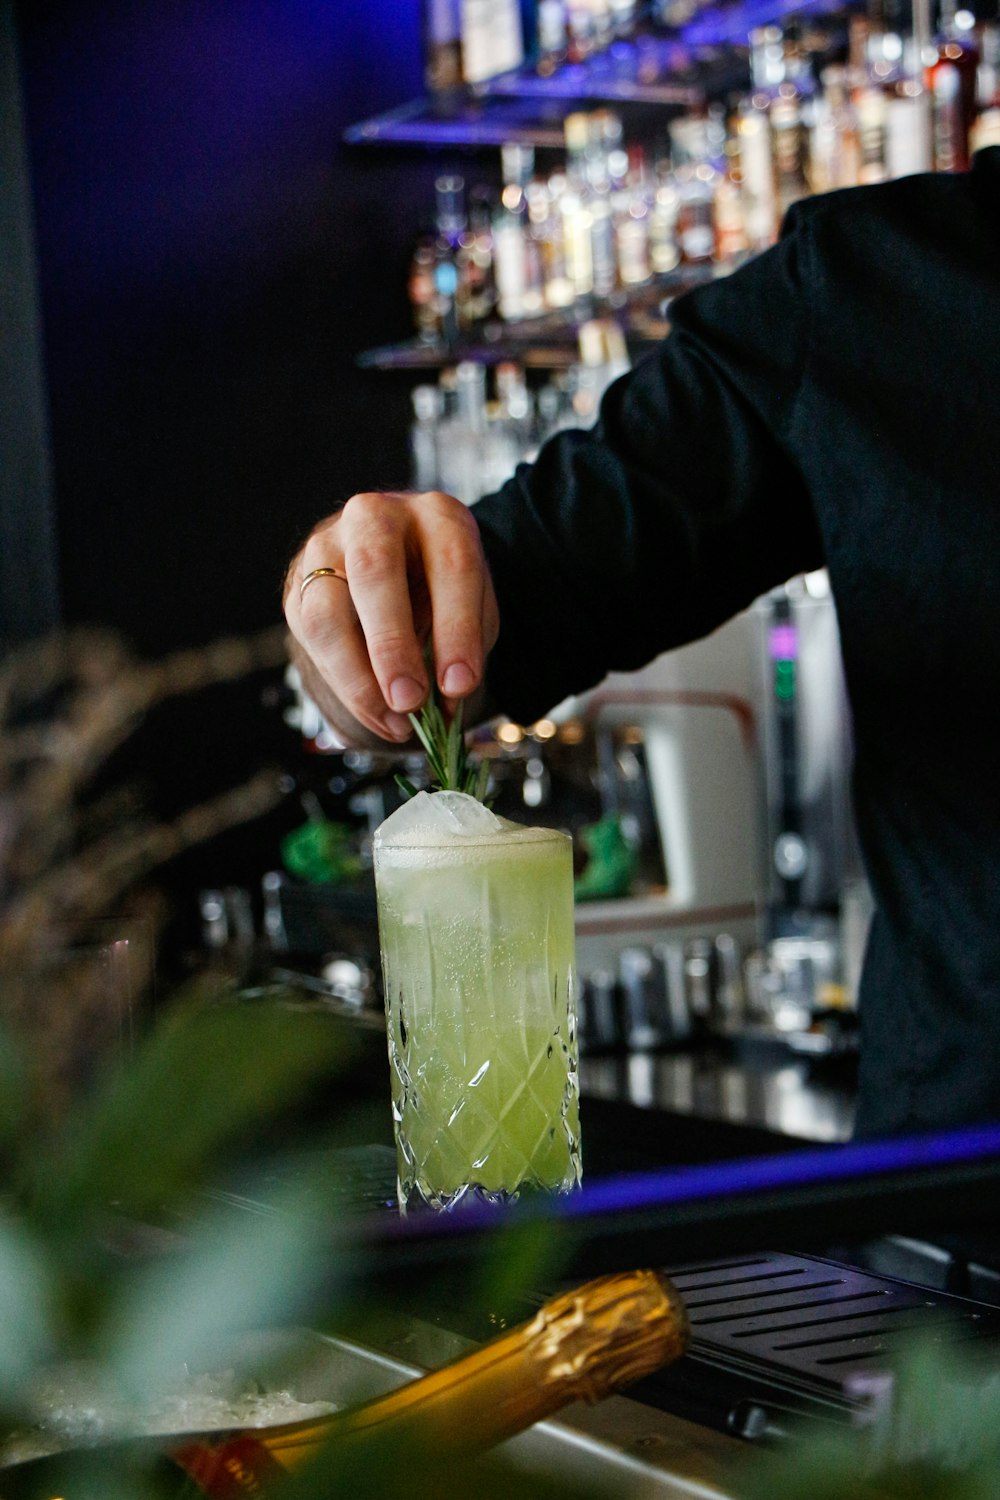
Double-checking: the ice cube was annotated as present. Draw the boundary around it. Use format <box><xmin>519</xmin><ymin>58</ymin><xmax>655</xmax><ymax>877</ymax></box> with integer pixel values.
<box><xmin>375</xmin><ymin>790</ymin><xmax>507</xmax><ymax>847</ymax></box>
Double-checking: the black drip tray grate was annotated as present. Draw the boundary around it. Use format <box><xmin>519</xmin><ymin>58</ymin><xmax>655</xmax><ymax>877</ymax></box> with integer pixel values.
<box><xmin>638</xmin><ymin>1250</ymin><xmax>1000</xmax><ymax>1437</ymax></box>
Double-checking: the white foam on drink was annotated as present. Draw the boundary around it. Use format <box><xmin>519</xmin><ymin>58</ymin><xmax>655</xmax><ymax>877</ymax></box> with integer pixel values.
<box><xmin>375</xmin><ymin>791</ymin><xmax>562</xmax><ymax>860</ymax></box>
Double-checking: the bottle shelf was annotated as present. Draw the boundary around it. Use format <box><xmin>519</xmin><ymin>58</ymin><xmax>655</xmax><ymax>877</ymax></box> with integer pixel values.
<box><xmin>479</xmin><ymin>40</ymin><xmax>737</xmax><ymax>109</ymax></box>
<box><xmin>344</xmin><ymin>0</ymin><xmax>859</xmax><ymax>151</ymax></box>
<box><xmin>357</xmin><ymin>334</ymin><xmax>582</xmax><ymax>371</ymax></box>
<box><xmin>355</xmin><ymin>260</ymin><xmax>738</xmax><ymax>371</ymax></box>
<box><xmin>343</xmin><ymin>35</ymin><xmax>724</xmax><ymax>150</ymax></box>
<box><xmin>343</xmin><ymin>94</ymin><xmax>573</xmax><ymax>150</ymax></box>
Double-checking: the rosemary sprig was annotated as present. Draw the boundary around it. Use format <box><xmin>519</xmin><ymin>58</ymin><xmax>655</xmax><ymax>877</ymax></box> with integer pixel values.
<box><xmin>395</xmin><ymin>691</ymin><xmax>490</xmax><ymax>803</ymax></box>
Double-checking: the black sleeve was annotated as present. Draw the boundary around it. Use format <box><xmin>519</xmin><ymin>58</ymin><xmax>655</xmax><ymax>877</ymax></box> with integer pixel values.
<box><xmin>473</xmin><ymin>207</ymin><xmax>826</xmax><ymax>726</ymax></box>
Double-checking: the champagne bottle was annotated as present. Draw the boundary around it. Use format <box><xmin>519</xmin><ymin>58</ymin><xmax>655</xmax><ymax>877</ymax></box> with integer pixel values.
<box><xmin>177</xmin><ymin>1268</ymin><xmax>689</xmax><ymax>1491</ymax></box>
<box><xmin>2</xmin><ymin>1271</ymin><xmax>689</xmax><ymax>1498</ymax></box>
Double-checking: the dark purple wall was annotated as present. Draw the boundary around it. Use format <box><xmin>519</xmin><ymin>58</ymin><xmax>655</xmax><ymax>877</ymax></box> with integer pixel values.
<box><xmin>14</xmin><ymin>0</ymin><xmax>451</xmax><ymax>915</ymax></box>
<box><xmin>18</xmin><ymin>0</ymin><xmax>435</xmax><ymax>653</ymax></box>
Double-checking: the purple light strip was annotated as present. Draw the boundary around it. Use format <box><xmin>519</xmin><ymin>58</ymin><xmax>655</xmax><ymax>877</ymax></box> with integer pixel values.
<box><xmin>375</xmin><ymin>1122</ymin><xmax>1000</xmax><ymax>1243</ymax></box>
<box><xmin>559</xmin><ymin>1122</ymin><xmax>1000</xmax><ymax>1220</ymax></box>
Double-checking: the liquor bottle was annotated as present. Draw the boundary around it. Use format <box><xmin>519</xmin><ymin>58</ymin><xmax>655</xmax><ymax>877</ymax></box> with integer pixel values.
<box><xmin>408</xmin><ymin>234</ymin><xmax>441</xmax><ymax>343</ymax></box>
<box><xmin>750</xmin><ymin>23</ymin><xmax>787</xmax><ymax>93</ymax></box>
<box><xmin>482</xmin><ymin>362</ymin><xmax>528</xmax><ymax>490</ymax></box>
<box><xmin>461</xmin><ymin>0</ymin><xmax>525</xmax><ymax>86</ymax></box>
<box><xmin>561</xmin><ymin>112</ymin><xmax>597</xmax><ymax>300</ymax></box>
<box><xmin>648</xmin><ymin>150</ymin><xmax>681</xmax><ymax>274</ymax></box>
<box><xmin>590</xmin><ymin>0</ymin><xmax>615</xmax><ymax>53</ymax></box>
<box><xmin>808</xmin><ymin>88</ymin><xmax>838</xmax><ymax>194</ymax></box>
<box><xmin>810</xmin><ymin>65</ymin><xmax>862</xmax><ymax>192</ymax></box>
<box><xmin>774</xmin><ymin>91</ymin><xmax>812</xmax><ymax>211</ymax></box>
<box><xmin>769</xmin><ymin>45</ymin><xmax>813</xmax><ymax>217</ymax></box>
<box><xmin>866</xmin><ymin>0</ymin><xmax>896</xmax><ymax>80</ymax></box>
<box><xmin>670</xmin><ymin>116</ymin><xmax>717</xmax><ymax>265</ymax></box>
<box><xmin>424</xmin><ymin>0</ymin><xmax>464</xmax><ymax>93</ymax></box>
<box><xmin>536</xmin><ymin>374</ymin><xmax>575</xmax><ymax>441</ymax></box>
<box><xmin>536</xmin><ymin>0</ymin><xmax>568</xmax><ymax>72</ymax></box>
<box><xmin>736</xmin><ymin>94</ymin><xmax>777</xmax><ymax>249</ymax></box>
<box><xmin>884</xmin><ymin>38</ymin><xmax>932</xmax><ymax>179</ymax></box>
<box><xmin>928</xmin><ymin>43</ymin><xmax>965</xmax><ymax>172</ymax></box>
<box><xmin>531</xmin><ymin>174</ymin><xmax>575</xmax><ymax>309</ymax></box>
<box><xmin>586</xmin><ymin>112</ymin><xmax>622</xmax><ymax>299</ymax></box>
<box><xmin>614</xmin><ymin>146</ymin><xmax>653</xmax><ymax>287</ymax></box>
<box><xmin>410</xmin><ymin>384</ymin><xmax>444</xmax><ymax>491</ymax></box>
<box><xmin>926</xmin><ymin>1</ymin><xmax>979</xmax><ymax>171</ymax></box>
<box><xmin>437</xmin><ymin>360</ymin><xmax>488</xmax><ymax>502</ymax></box>
<box><xmin>713</xmin><ymin>135</ymin><xmax>748</xmax><ymax>262</ymax></box>
<box><xmin>853</xmin><ymin>78</ymin><xmax>889</xmax><ymax>181</ymax></box>
<box><xmin>755</xmin><ymin>22</ymin><xmax>813</xmax><ymax>218</ymax></box>
<box><xmin>845</xmin><ymin>8</ymin><xmax>930</xmax><ymax>184</ymax></box>
<box><xmin>573</xmin><ymin>318</ymin><xmax>631</xmax><ymax>426</ymax></box>
<box><xmin>495</xmin><ymin>360</ymin><xmax>535</xmax><ymax>455</ymax></box>
<box><xmin>493</xmin><ymin>144</ymin><xmax>543</xmax><ymax>320</ymax></box>
<box><xmin>739</xmin><ymin>26</ymin><xmax>792</xmax><ymax>245</ymax></box>
<box><xmin>186</xmin><ymin>1271</ymin><xmax>687</xmax><ymax>1492</ymax></box>
<box><xmin>970</xmin><ymin>21</ymin><xmax>1000</xmax><ymax>153</ymax></box>
<box><xmin>432</xmin><ymin>173</ymin><xmax>467</xmax><ymax>346</ymax></box>
<box><xmin>565</xmin><ymin>0</ymin><xmax>597</xmax><ymax>62</ymax></box>
<box><xmin>610</xmin><ymin>0</ymin><xmax>639</xmax><ymax>39</ymax></box>
<box><xmin>458</xmin><ymin>190</ymin><xmax>498</xmax><ymax>326</ymax></box>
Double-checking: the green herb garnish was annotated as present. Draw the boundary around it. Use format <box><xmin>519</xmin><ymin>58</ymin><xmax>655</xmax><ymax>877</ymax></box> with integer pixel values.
<box><xmin>395</xmin><ymin>691</ymin><xmax>490</xmax><ymax>803</ymax></box>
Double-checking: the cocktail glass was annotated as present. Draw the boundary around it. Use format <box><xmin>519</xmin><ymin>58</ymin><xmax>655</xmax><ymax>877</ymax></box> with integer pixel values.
<box><xmin>374</xmin><ymin>790</ymin><xmax>582</xmax><ymax>1213</ymax></box>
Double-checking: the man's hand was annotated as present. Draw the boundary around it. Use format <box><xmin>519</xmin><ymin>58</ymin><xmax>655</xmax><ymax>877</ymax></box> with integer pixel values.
<box><xmin>283</xmin><ymin>490</ymin><xmax>500</xmax><ymax>746</ymax></box>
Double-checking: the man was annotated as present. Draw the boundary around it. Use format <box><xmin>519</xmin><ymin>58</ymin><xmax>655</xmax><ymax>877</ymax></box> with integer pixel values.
<box><xmin>285</xmin><ymin>150</ymin><xmax>1000</xmax><ymax>1139</ymax></box>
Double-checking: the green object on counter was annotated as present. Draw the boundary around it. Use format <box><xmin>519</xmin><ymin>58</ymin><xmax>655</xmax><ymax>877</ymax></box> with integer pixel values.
<box><xmin>281</xmin><ymin>819</ymin><xmax>363</xmax><ymax>885</ymax></box>
<box><xmin>573</xmin><ymin>817</ymin><xmax>637</xmax><ymax>902</ymax></box>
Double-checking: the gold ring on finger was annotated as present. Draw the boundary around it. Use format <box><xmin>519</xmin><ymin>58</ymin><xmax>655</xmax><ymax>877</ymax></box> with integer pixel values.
<box><xmin>300</xmin><ymin>566</ymin><xmax>349</xmax><ymax>601</ymax></box>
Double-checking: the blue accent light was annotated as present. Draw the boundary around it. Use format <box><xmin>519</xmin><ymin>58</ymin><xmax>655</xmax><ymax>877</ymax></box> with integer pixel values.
<box><xmin>559</xmin><ymin>1122</ymin><xmax>1000</xmax><ymax>1220</ymax></box>
<box><xmin>374</xmin><ymin>1121</ymin><xmax>1000</xmax><ymax>1247</ymax></box>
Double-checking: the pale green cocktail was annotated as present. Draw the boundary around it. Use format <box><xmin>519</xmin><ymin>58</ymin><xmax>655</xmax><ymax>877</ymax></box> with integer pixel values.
<box><xmin>374</xmin><ymin>790</ymin><xmax>581</xmax><ymax>1213</ymax></box>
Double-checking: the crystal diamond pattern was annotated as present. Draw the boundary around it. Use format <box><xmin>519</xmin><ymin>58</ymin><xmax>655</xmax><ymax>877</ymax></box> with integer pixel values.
<box><xmin>377</xmin><ymin>828</ymin><xmax>581</xmax><ymax>1214</ymax></box>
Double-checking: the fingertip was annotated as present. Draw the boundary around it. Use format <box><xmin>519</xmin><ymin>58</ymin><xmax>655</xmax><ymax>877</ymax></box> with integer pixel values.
<box><xmin>388</xmin><ymin>675</ymin><xmax>426</xmax><ymax>713</ymax></box>
<box><xmin>441</xmin><ymin>662</ymin><xmax>476</xmax><ymax>697</ymax></box>
<box><xmin>385</xmin><ymin>712</ymin><xmax>414</xmax><ymax>741</ymax></box>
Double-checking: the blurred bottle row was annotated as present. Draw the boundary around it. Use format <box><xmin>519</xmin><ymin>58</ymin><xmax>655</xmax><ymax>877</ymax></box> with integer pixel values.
<box><xmin>411</xmin><ymin>6</ymin><xmax>1000</xmax><ymax>343</ymax></box>
<box><xmin>424</xmin><ymin>0</ymin><xmax>705</xmax><ymax>91</ymax></box>
<box><xmin>579</xmin><ymin>927</ymin><xmax>858</xmax><ymax>1057</ymax></box>
<box><xmin>409</xmin><ymin>324</ymin><xmax>628</xmax><ymax>500</ymax></box>
<box><xmin>408</xmin><ymin>115</ymin><xmax>716</xmax><ymax>341</ymax></box>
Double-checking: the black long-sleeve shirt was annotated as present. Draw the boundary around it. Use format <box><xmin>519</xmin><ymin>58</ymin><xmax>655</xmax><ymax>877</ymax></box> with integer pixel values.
<box><xmin>473</xmin><ymin>147</ymin><xmax>1000</xmax><ymax>1139</ymax></box>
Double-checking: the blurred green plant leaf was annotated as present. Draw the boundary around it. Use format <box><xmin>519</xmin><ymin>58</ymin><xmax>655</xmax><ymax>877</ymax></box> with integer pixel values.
<box><xmin>277</xmin><ymin>1422</ymin><xmax>621</xmax><ymax>1500</ymax></box>
<box><xmin>0</xmin><ymin>1214</ymin><xmax>56</xmax><ymax>1402</ymax></box>
<box><xmin>739</xmin><ymin>1337</ymin><xmax>1000</xmax><ymax>1500</ymax></box>
<box><xmin>7</xmin><ymin>1445</ymin><xmax>196</xmax><ymax>1500</ymax></box>
<box><xmin>26</xmin><ymin>997</ymin><xmax>357</xmax><ymax>1235</ymax></box>
<box><xmin>0</xmin><ymin>1025</ymin><xmax>27</xmax><ymax>1153</ymax></box>
<box><xmin>101</xmin><ymin>1175</ymin><xmax>345</xmax><ymax>1405</ymax></box>
<box><xmin>469</xmin><ymin>1219</ymin><xmax>569</xmax><ymax>1331</ymax></box>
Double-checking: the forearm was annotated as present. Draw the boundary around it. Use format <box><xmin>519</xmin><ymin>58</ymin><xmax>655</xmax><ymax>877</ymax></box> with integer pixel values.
<box><xmin>475</xmin><ymin>231</ymin><xmax>825</xmax><ymax>726</ymax></box>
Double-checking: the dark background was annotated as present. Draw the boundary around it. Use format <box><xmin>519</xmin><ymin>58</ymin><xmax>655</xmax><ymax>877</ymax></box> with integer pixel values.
<box><xmin>8</xmin><ymin>0</ymin><xmax>466</xmax><ymax>943</ymax></box>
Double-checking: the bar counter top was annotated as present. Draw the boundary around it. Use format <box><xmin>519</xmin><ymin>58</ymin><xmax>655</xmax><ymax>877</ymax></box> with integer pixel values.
<box><xmin>581</xmin><ymin>1045</ymin><xmax>856</xmax><ymax>1147</ymax></box>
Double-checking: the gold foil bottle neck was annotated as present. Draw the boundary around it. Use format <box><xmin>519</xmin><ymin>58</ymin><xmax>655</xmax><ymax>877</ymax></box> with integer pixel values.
<box><xmin>522</xmin><ymin>1269</ymin><xmax>690</xmax><ymax>1405</ymax></box>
